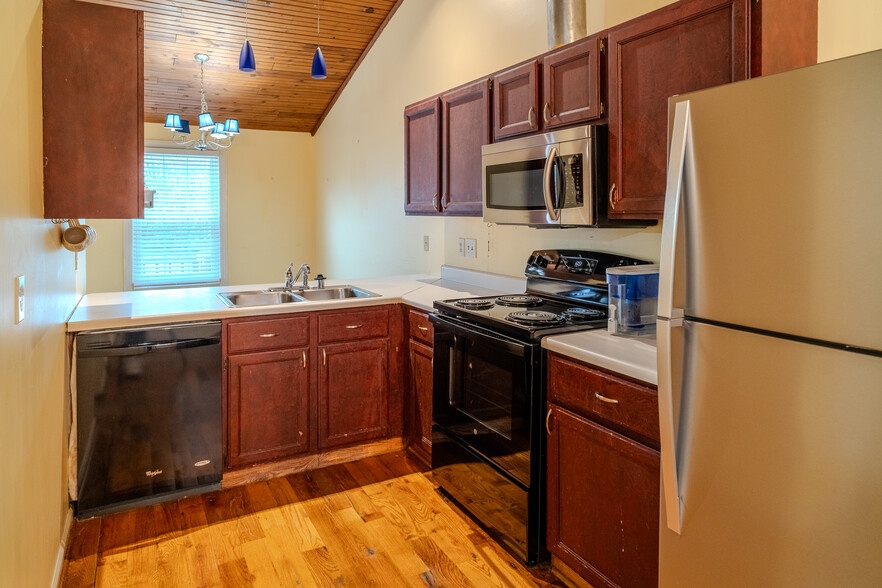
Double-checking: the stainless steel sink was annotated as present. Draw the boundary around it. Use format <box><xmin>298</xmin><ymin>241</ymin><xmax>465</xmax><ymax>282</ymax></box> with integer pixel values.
<box><xmin>297</xmin><ymin>286</ymin><xmax>378</xmax><ymax>301</ymax></box>
<box><xmin>217</xmin><ymin>285</ymin><xmax>378</xmax><ymax>307</ymax></box>
<box><xmin>217</xmin><ymin>290</ymin><xmax>305</xmax><ymax>308</ymax></box>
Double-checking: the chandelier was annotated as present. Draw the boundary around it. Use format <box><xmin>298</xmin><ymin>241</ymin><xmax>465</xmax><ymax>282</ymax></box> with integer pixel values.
<box><xmin>163</xmin><ymin>54</ymin><xmax>239</xmax><ymax>151</ymax></box>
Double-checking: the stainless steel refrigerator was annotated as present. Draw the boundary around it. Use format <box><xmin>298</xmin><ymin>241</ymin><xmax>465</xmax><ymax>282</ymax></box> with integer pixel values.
<box><xmin>657</xmin><ymin>49</ymin><xmax>882</xmax><ymax>586</ymax></box>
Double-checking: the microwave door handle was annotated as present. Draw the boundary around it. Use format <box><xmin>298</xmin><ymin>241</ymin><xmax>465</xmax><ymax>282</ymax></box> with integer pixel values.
<box><xmin>543</xmin><ymin>146</ymin><xmax>561</xmax><ymax>221</ymax></box>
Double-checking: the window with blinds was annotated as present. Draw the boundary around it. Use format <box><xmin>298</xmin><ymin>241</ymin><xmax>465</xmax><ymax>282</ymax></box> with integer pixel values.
<box><xmin>128</xmin><ymin>148</ymin><xmax>226</xmax><ymax>289</ymax></box>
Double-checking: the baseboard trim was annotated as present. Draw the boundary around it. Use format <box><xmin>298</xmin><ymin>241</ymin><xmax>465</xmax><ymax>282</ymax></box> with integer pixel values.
<box><xmin>222</xmin><ymin>437</ymin><xmax>406</xmax><ymax>488</ymax></box>
<box><xmin>51</xmin><ymin>508</ymin><xmax>74</xmax><ymax>588</ymax></box>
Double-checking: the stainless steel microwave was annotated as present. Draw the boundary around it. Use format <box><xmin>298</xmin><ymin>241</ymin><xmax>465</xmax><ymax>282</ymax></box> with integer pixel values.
<box><xmin>482</xmin><ymin>125</ymin><xmax>652</xmax><ymax>228</ymax></box>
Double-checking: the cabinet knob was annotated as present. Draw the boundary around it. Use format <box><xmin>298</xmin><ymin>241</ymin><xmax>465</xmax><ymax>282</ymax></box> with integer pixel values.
<box><xmin>543</xmin><ymin>102</ymin><xmax>550</xmax><ymax>124</ymax></box>
<box><xmin>528</xmin><ymin>106</ymin><xmax>536</xmax><ymax>128</ymax></box>
<box><xmin>608</xmin><ymin>183</ymin><xmax>618</xmax><ymax>209</ymax></box>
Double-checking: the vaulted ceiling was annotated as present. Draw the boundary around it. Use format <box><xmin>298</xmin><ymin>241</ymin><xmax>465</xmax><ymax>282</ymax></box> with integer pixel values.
<box><xmin>76</xmin><ymin>0</ymin><xmax>402</xmax><ymax>134</ymax></box>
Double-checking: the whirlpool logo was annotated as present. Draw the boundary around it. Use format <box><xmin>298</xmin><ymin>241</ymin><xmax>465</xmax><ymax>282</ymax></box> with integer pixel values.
<box><xmin>145</xmin><ymin>469</ymin><xmax>163</xmax><ymax>477</ymax></box>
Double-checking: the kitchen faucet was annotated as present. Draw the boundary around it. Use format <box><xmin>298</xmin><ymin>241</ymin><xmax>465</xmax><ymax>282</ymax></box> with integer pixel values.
<box><xmin>286</xmin><ymin>263</ymin><xmax>310</xmax><ymax>289</ymax></box>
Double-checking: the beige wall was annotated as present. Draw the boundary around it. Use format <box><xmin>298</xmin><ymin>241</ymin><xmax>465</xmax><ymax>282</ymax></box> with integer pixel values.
<box><xmin>818</xmin><ymin>0</ymin><xmax>882</xmax><ymax>62</ymax></box>
<box><xmin>87</xmin><ymin>123</ymin><xmax>317</xmax><ymax>292</ymax></box>
<box><xmin>0</xmin><ymin>0</ymin><xmax>84</xmax><ymax>585</ymax></box>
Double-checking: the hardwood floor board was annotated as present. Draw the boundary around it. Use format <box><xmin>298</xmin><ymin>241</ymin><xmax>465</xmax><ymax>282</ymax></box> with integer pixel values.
<box><xmin>63</xmin><ymin>452</ymin><xmax>565</xmax><ymax>588</ymax></box>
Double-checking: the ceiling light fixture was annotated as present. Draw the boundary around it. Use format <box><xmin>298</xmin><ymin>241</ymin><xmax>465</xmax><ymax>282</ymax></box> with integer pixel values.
<box><xmin>164</xmin><ymin>54</ymin><xmax>240</xmax><ymax>151</ymax></box>
<box><xmin>311</xmin><ymin>0</ymin><xmax>327</xmax><ymax>79</ymax></box>
<box><xmin>239</xmin><ymin>0</ymin><xmax>256</xmax><ymax>72</ymax></box>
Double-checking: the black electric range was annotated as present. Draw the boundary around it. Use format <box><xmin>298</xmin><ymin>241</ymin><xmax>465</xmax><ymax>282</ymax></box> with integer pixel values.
<box><xmin>429</xmin><ymin>249</ymin><xmax>651</xmax><ymax>566</ymax></box>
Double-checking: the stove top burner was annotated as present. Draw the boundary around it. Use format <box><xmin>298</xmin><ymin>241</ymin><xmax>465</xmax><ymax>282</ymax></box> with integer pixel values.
<box><xmin>496</xmin><ymin>295</ymin><xmax>543</xmax><ymax>307</ymax></box>
<box><xmin>563</xmin><ymin>307</ymin><xmax>606</xmax><ymax>321</ymax></box>
<box><xmin>454</xmin><ymin>298</ymin><xmax>496</xmax><ymax>310</ymax></box>
<box><xmin>505</xmin><ymin>310</ymin><xmax>564</xmax><ymax>326</ymax></box>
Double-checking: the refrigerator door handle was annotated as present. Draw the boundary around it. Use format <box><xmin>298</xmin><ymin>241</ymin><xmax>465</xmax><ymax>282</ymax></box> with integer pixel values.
<box><xmin>657</xmin><ymin>99</ymin><xmax>692</xmax><ymax>534</ymax></box>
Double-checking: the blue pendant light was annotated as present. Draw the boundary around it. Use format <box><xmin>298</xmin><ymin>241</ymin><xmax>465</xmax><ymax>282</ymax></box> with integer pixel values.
<box><xmin>239</xmin><ymin>40</ymin><xmax>256</xmax><ymax>72</ymax></box>
<box><xmin>239</xmin><ymin>1</ymin><xmax>256</xmax><ymax>72</ymax></box>
<box><xmin>312</xmin><ymin>1</ymin><xmax>327</xmax><ymax>79</ymax></box>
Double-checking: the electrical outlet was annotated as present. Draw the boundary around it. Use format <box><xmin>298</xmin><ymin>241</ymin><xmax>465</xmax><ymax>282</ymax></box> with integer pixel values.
<box><xmin>458</xmin><ymin>237</ymin><xmax>465</xmax><ymax>256</ymax></box>
<box><xmin>465</xmin><ymin>238</ymin><xmax>477</xmax><ymax>258</ymax></box>
<box><xmin>423</xmin><ymin>235</ymin><xmax>430</xmax><ymax>251</ymax></box>
<box><xmin>14</xmin><ymin>275</ymin><xmax>24</xmax><ymax>324</ymax></box>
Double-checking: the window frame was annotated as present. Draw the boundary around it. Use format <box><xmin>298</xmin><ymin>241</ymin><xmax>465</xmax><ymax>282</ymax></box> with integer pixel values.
<box><xmin>124</xmin><ymin>140</ymin><xmax>229</xmax><ymax>291</ymax></box>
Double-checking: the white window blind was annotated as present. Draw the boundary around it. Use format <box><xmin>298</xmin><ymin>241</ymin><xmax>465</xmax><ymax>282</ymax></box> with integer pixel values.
<box><xmin>130</xmin><ymin>149</ymin><xmax>225</xmax><ymax>289</ymax></box>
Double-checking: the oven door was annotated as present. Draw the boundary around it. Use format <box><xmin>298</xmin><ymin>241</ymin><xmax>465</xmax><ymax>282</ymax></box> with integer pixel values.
<box><xmin>431</xmin><ymin>314</ymin><xmax>537</xmax><ymax>487</ymax></box>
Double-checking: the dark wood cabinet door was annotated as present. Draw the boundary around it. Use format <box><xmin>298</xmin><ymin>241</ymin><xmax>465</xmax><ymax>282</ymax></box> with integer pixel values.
<box><xmin>492</xmin><ymin>60</ymin><xmax>540</xmax><ymax>141</ymax></box>
<box><xmin>547</xmin><ymin>403</ymin><xmax>660</xmax><ymax>588</ymax></box>
<box><xmin>227</xmin><ymin>347</ymin><xmax>310</xmax><ymax>468</ymax></box>
<box><xmin>43</xmin><ymin>0</ymin><xmax>144</xmax><ymax>219</ymax></box>
<box><xmin>607</xmin><ymin>0</ymin><xmax>749</xmax><ymax>219</ymax></box>
<box><xmin>404</xmin><ymin>97</ymin><xmax>442</xmax><ymax>215</ymax></box>
<box><xmin>408</xmin><ymin>339</ymin><xmax>433</xmax><ymax>461</ymax></box>
<box><xmin>542</xmin><ymin>36</ymin><xmax>604</xmax><ymax>129</ymax></box>
<box><xmin>318</xmin><ymin>339</ymin><xmax>390</xmax><ymax>449</ymax></box>
<box><xmin>441</xmin><ymin>79</ymin><xmax>490</xmax><ymax>216</ymax></box>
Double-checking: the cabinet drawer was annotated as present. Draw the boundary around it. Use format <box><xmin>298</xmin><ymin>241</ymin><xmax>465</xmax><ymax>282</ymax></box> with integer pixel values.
<box><xmin>547</xmin><ymin>353</ymin><xmax>659</xmax><ymax>446</ymax></box>
<box><xmin>318</xmin><ymin>307</ymin><xmax>389</xmax><ymax>344</ymax></box>
<box><xmin>408</xmin><ymin>309</ymin><xmax>433</xmax><ymax>346</ymax></box>
<box><xmin>227</xmin><ymin>316</ymin><xmax>309</xmax><ymax>354</ymax></box>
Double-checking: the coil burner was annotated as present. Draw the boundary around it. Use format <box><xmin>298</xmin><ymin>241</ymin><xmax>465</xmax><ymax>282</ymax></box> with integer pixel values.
<box><xmin>505</xmin><ymin>310</ymin><xmax>564</xmax><ymax>326</ymax></box>
<box><xmin>454</xmin><ymin>298</ymin><xmax>496</xmax><ymax>310</ymax></box>
<box><xmin>563</xmin><ymin>307</ymin><xmax>606</xmax><ymax>321</ymax></box>
<box><xmin>496</xmin><ymin>295</ymin><xmax>543</xmax><ymax>307</ymax></box>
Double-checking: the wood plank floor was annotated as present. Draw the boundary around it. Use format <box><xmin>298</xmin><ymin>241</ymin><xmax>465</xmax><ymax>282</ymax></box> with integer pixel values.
<box><xmin>61</xmin><ymin>451</ymin><xmax>566</xmax><ymax>587</ymax></box>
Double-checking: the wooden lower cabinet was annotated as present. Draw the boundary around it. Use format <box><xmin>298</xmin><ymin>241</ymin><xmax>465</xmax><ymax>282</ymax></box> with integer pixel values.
<box><xmin>318</xmin><ymin>339</ymin><xmax>390</xmax><ymax>449</ymax></box>
<box><xmin>227</xmin><ymin>347</ymin><xmax>311</xmax><ymax>468</ymax></box>
<box><xmin>546</xmin><ymin>403</ymin><xmax>660</xmax><ymax>588</ymax></box>
<box><xmin>408</xmin><ymin>339</ymin><xmax>433</xmax><ymax>461</ymax></box>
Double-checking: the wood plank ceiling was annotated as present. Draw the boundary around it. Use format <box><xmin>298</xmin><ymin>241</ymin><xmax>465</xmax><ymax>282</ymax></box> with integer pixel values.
<box><xmin>75</xmin><ymin>0</ymin><xmax>402</xmax><ymax>134</ymax></box>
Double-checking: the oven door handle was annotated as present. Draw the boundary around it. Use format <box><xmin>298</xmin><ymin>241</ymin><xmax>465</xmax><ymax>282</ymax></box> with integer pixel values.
<box><xmin>430</xmin><ymin>314</ymin><xmax>528</xmax><ymax>357</ymax></box>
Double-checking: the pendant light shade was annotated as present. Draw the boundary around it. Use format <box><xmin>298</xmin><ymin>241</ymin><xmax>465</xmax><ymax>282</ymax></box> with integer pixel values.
<box><xmin>311</xmin><ymin>47</ymin><xmax>327</xmax><ymax>79</ymax></box>
<box><xmin>239</xmin><ymin>39</ymin><xmax>256</xmax><ymax>72</ymax></box>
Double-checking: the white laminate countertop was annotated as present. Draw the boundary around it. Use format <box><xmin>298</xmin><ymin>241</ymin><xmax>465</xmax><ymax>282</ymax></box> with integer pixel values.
<box><xmin>542</xmin><ymin>329</ymin><xmax>658</xmax><ymax>386</ymax></box>
<box><xmin>66</xmin><ymin>267</ymin><xmax>526</xmax><ymax>332</ymax></box>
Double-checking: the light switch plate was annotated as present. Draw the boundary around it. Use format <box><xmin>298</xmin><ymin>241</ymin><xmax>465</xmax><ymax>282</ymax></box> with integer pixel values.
<box><xmin>465</xmin><ymin>238</ymin><xmax>477</xmax><ymax>258</ymax></box>
<box><xmin>14</xmin><ymin>275</ymin><xmax>24</xmax><ymax>324</ymax></box>
<box><xmin>423</xmin><ymin>235</ymin><xmax>430</xmax><ymax>251</ymax></box>
<box><xmin>458</xmin><ymin>238</ymin><xmax>465</xmax><ymax>256</ymax></box>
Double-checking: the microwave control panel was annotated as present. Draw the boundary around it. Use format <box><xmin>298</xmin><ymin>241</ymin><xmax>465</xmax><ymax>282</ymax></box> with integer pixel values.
<box><xmin>559</xmin><ymin>154</ymin><xmax>583</xmax><ymax>207</ymax></box>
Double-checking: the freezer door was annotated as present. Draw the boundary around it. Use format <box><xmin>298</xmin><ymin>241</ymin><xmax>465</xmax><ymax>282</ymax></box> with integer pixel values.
<box><xmin>659</xmin><ymin>321</ymin><xmax>882</xmax><ymax>587</ymax></box>
<box><xmin>667</xmin><ymin>50</ymin><xmax>882</xmax><ymax>351</ymax></box>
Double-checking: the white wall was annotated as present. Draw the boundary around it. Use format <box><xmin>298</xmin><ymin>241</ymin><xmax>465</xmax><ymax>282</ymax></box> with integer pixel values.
<box><xmin>0</xmin><ymin>0</ymin><xmax>84</xmax><ymax>585</ymax></box>
<box><xmin>87</xmin><ymin>123</ymin><xmax>317</xmax><ymax>293</ymax></box>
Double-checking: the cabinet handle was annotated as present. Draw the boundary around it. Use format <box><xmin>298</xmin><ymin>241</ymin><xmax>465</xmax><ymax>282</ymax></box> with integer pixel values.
<box><xmin>345</xmin><ymin>324</ymin><xmax>363</xmax><ymax>329</ymax></box>
<box><xmin>543</xmin><ymin>102</ymin><xmax>550</xmax><ymax>123</ymax></box>
<box><xmin>432</xmin><ymin>193</ymin><xmax>440</xmax><ymax>212</ymax></box>
<box><xmin>259</xmin><ymin>333</ymin><xmax>279</xmax><ymax>338</ymax></box>
<box><xmin>322</xmin><ymin>348</ymin><xmax>327</xmax><ymax>366</ymax></box>
<box><xmin>302</xmin><ymin>351</ymin><xmax>307</xmax><ymax>368</ymax></box>
<box><xmin>595</xmin><ymin>393</ymin><xmax>619</xmax><ymax>405</ymax></box>
<box><xmin>546</xmin><ymin>408</ymin><xmax>553</xmax><ymax>434</ymax></box>
<box><xmin>528</xmin><ymin>106</ymin><xmax>536</xmax><ymax>128</ymax></box>
<box><xmin>608</xmin><ymin>183</ymin><xmax>618</xmax><ymax>209</ymax></box>
<box><xmin>442</xmin><ymin>192</ymin><xmax>450</xmax><ymax>210</ymax></box>
<box><xmin>417</xmin><ymin>325</ymin><xmax>429</xmax><ymax>332</ymax></box>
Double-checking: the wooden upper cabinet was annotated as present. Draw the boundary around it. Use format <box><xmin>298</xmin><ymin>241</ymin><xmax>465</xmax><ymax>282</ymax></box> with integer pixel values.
<box><xmin>43</xmin><ymin>0</ymin><xmax>144</xmax><ymax>219</ymax></box>
<box><xmin>607</xmin><ymin>0</ymin><xmax>750</xmax><ymax>219</ymax></box>
<box><xmin>542</xmin><ymin>36</ymin><xmax>604</xmax><ymax>130</ymax></box>
<box><xmin>441</xmin><ymin>79</ymin><xmax>490</xmax><ymax>216</ymax></box>
<box><xmin>404</xmin><ymin>97</ymin><xmax>441</xmax><ymax>215</ymax></box>
<box><xmin>492</xmin><ymin>60</ymin><xmax>540</xmax><ymax>141</ymax></box>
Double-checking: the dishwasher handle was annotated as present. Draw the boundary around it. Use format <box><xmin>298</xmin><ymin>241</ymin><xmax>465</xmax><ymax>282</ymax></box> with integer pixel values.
<box><xmin>77</xmin><ymin>337</ymin><xmax>220</xmax><ymax>358</ymax></box>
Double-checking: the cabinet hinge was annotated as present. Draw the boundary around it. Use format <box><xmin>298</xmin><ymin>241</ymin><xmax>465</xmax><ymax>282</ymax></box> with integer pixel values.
<box><xmin>600</xmin><ymin>101</ymin><xmax>606</xmax><ymax>116</ymax></box>
<box><xmin>223</xmin><ymin>357</ymin><xmax>228</xmax><ymax>370</ymax></box>
<box><xmin>599</xmin><ymin>39</ymin><xmax>606</xmax><ymax>53</ymax></box>
<box><xmin>488</xmin><ymin>79</ymin><xmax>493</xmax><ymax>91</ymax></box>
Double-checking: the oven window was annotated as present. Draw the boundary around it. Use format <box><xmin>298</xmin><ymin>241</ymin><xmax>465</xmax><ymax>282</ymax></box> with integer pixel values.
<box><xmin>453</xmin><ymin>347</ymin><xmax>522</xmax><ymax>440</ymax></box>
<box><xmin>485</xmin><ymin>160</ymin><xmax>546</xmax><ymax>210</ymax></box>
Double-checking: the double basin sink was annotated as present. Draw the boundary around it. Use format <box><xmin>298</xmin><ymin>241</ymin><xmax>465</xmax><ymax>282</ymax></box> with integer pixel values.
<box><xmin>217</xmin><ymin>286</ymin><xmax>379</xmax><ymax>308</ymax></box>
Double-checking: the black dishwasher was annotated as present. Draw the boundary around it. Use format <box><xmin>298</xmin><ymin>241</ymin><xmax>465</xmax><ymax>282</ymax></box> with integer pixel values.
<box><xmin>75</xmin><ymin>321</ymin><xmax>222</xmax><ymax>516</ymax></box>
